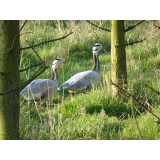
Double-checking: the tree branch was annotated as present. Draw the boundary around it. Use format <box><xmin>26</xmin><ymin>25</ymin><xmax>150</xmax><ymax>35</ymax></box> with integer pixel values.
<box><xmin>0</xmin><ymin>66</ymin><xmax>48</xmax><ymax>96</ymax></box>
<box><xmin>145</xmin><ymin>84</ymin><xmax>160</xmax><ymax>95</ymax></box>
<box><xmin>20</xmin><ymin>66</ymin><xmax>49</xmax><ymax>91</ymax></box>
<box><xmin>19</xmin><ymin>20</ymin><xmax>28</xmax><ymax>33</ymax></box>
<box><xmin>125</xmin><ymin>38</ymin><xmax>147</xmax><ymax>46</ymax></box>
<box><xmin>85</xmin><ymin>20</ymin><xmax>111</xmax><ymax>32</ymax></box>
<box><xmin>153</xmin><ymin>24</ymin><xmax>160</xmax><ymax>29</ymax></box>
<box><xmin>110</xmin><ymin>79</ymin><xmax>160</xmax><ymax>121</ymax></box>
<box><xmin>19</xmin><ymin>55</ymin><xmax>53</xmax><ymax>72</ymax></box>
<box><xmin>10</xmin><ymin>20</ymin><xmax>28</xmax><ymax>51</ymax></box>
<box><xmin>20</xmin><ymin>32</ymin><xmax>33</xmax><ymax>37</ymax></box>
<box><xmin>130</xmin><ymin>95</ymin><xmax>143</xmax><ymax>140</ymax></box>
<box><xmin>20</xmin><ymin>62</ymin><xmax>45</xmax><ymax>72</ymax></box>
<box><xmin>125</xmin><ymin>20</ymin><xmax>145</xmax><ymax>32</ymax></box>
<box><xmin>20</xmin><ymin>31</ymin><xmax>73</xmax><ymax>51</ymax></box>
<box><xmin>26</xmin><ymin>40</ymin><xmax>44</xmax><ymax>63</ymax></box>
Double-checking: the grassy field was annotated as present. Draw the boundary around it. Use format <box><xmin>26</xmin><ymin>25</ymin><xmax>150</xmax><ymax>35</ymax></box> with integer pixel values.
<box><xmin>19</xmin><ymin>20</ymin><xmax>160</xmax><ymax>140</ymax></box>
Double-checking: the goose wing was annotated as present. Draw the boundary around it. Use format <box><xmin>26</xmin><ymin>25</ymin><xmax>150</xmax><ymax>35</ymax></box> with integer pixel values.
<box><xmin>20</xmin><ymin>79</ymin><xmax>58</xmax><ymax>100</ymax></box>
<box><xmin>59</xmin><ymin>70</ymin><xmax>100</xmax><ymax>91</ymax></box>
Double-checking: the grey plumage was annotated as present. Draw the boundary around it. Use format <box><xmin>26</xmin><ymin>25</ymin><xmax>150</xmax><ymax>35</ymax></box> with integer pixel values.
<box><xmin>58</xmin><ymin>70</ymin><xmax>100</xmax><ymax>92</ymax></box>
<box><xmin>20</xmin><ymin>79</ymin><xmax>58</xmax><ymax>101</ymax></box>
<box><xmin>58</xmin><ymin>43</ymin><xmax>104</xmax><ymax>93</ymax></box>
<box><xmin>20</xmin><ymin>58</ymin><xmax>65</xmax><ymax>104</ymax></box>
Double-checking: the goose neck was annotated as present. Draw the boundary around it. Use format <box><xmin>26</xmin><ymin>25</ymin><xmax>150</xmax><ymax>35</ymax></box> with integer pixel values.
<box><xmin>92</xmin><ymin>53</ymin><xmax>100</xmax><ymax>73</ymax></box>
<box><xmin>51</xmin><ymin>68</ymin><xmax>58</xmax><ymax>81</ymax></box>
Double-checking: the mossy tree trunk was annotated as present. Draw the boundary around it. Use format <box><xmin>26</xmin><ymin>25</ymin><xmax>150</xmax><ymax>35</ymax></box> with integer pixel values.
<box><xmin>111</xmin><ymin>20</ymin><xmax>127</xmax><ymax>97</ymax></box>
<box><xmin>0</xmin><ymin>21</ymin><xmax>20</xmax><ymax>139</ymax></box>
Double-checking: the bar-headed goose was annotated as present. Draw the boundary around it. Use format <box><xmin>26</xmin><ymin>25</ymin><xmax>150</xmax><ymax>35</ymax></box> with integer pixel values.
<box><xmin>20</xmin><ymin>58</ymin><xmax>66</xmax><ymax>109</ymax></box>
<box><xmin>58</xmin><ymin>43</ymin><xmax>104</xmax><ymax>98</ymax></box>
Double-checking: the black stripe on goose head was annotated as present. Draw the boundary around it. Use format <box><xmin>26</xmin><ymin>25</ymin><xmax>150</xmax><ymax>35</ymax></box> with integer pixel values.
<box><xmin>55</xmin><ymin>58</ymin><xmax>62</xmax><ymax>61</ymax></box>
<box><xmin>92</xmin><ymin>43</ymin><xmax>102</xmax><ymax>52</ymax></box>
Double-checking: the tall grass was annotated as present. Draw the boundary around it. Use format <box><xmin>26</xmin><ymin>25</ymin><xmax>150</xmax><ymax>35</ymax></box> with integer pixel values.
<box><xmin>19</xmin><ymin>20</ymin><xmax>160</xmax><ymax>140</ymax></box>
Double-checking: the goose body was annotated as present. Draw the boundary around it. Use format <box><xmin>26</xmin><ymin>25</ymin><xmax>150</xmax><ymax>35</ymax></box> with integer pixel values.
<box><xmin>20</xmin><ymin>58</ymin><xmax>65</xmax><ymax>108</ymax></box>
<box><xmin>60</xmin><ymin>70</ymin><xmax>100</xmax><ymax>92</ymax></box>
<box><xmin>58</xmin><ymin>43</ymin><xmax>104</xmax><ymax>96</ymax></box>
<box><xmin>20</xmin><ymin>79</ymin><xmax>58</xmax><ymax>101</ymax></box>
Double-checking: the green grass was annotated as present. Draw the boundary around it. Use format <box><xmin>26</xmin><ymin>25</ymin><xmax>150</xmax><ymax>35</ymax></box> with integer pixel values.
<box><xmin>19</xmin><ymin>20</ymin><xmax>160</xmax><ymax>140</ymax></box>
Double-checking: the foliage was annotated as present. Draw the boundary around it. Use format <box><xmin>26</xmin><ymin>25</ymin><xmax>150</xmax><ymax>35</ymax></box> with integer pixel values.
<box><xmin>19</xmin><ymin>20</ymin><xmax>160</xmax><ymax>140</ymax></box>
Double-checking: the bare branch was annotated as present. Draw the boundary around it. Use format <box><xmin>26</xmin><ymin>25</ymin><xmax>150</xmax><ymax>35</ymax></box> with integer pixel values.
<box><xmin>153</xmin><ymin>24</ymin><xmax>160</xmax><ymax>29</ymax></box>
<box><xmin>0</xmin><ymin>66</ymin><xmax>48</xmax><ymax>96</ymax></box>
<box><xmin>10</xmin><ymin>20</ymin><xmax>28</xmax><ymax>51</ymax></box>
<box><xmin>145</xmin><ymin>84</ymin><xmax>160</xmax><ymax>95</ymax></box>
<box><xmin>20</xmin><ymin>62</ymin><xmax>45</xmax><ymax>72</ymax></box>
<box><xmin>85</xmin><ymin>20</ymin><xmax>111</xmax><ymax>32</ymax></box>
<box><xmin>154</xmin><ymin>121</ymin><xmax>160</xmax><ymax>124</ymax></box>
<box><xmin>110</xmin><ymin>79</ymin><xmax>160</xmax><ymax>121</ymax></box>
<box><xmin>125</xmin><ymin>20</ymin><xmax>145</xmax><ymax>32</ymax></box>
<box><xmin>26</xmin><ymin>40</ymin><xmax>44</xmax><ymax>63</ymax></box>
<box><xmin>125</xmin><ymin>38</ymin><xmax>147</xmax><ymax>46</ymax></box>
<box><xmin>20</xmin><ymin>31</ymin><xmax>73</xmax><ymax>51</ymax></box>
<box><xmin>19</xmin><ymin>56</ymin><xmax>53</xmax><ymax>72</ymax></box>
<box><xmin>20</xmin><ymin>66</ymin><xmax>48</xmax><ymax>91</ymax></box>
<box><xmin>20</xmin><ymin>32</ymin><xmax>33</xmax><ymax>37</ymax></box>
<box><xmin>19</xmin><ymin>20</ymin><xmax>28</xmax><ymax>33</ymax></box>
<box><xmin>130</xmin><ymin>95</ymin><xmax>143</xmax><ymax>140</ymax></box>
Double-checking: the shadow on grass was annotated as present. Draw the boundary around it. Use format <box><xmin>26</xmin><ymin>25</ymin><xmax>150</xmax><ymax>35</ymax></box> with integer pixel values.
<box><xmin>85</xmin><ymin>96</ymin><xmax>144</xmax><ymax>119</ymax></box>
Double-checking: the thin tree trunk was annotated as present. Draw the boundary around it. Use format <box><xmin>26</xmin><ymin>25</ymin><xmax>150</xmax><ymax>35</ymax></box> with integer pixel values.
<box><xmin>0</xmin><ymin>20</ymin><xmax>20</xmax><ymax>139</ymax></box>
<box><xmin>111</xmin><ymin>20</ymin><xmax>127</xmax><ymax>97</ymax></box>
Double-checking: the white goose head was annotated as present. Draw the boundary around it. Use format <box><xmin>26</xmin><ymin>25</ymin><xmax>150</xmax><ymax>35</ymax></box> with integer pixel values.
<box><xmin>52</xmin><ymin>58</ymin><xmax>65</xmax><ymax>70</ymax></box>
<box><xmin>92</xmin><ymin>43</ymin><xmax>103</xmax><ymax>56</ymax></box>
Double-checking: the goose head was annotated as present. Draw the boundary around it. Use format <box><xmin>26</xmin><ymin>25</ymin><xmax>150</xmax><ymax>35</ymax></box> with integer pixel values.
<box><xmin>52</xmin><ymin>58</ymin><xmax>66</xmax><ymax>70</ymax></box>
<box><xmin>92</xmin><ymin>43</ymin><xmax>104</xmax><ymax>56</ymax></box>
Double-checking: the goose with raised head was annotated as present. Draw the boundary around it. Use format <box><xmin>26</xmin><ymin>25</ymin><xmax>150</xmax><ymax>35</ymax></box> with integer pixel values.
<box><xmin>58</xmin><ymin>43</ymin><xmax>104</xmax><ymax>98</ymax></box>
<box><xmin>20</xmin><ymin>58</ymin><xmax>66</xmax><ymax>109</ymax></box>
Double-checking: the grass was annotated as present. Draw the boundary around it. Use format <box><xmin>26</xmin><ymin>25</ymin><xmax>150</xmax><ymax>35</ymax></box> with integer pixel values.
<box><xmin>19</xmin><ymin>20</ymin><xmax>160</xmax><ymax>140</ymax></box>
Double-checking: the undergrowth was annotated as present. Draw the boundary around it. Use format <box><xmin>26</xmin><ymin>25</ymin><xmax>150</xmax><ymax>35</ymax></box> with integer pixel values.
<box><xmin>19</xmin><ymin>20</ymin><xmax>160</xmax><ymax>140</ymax></box>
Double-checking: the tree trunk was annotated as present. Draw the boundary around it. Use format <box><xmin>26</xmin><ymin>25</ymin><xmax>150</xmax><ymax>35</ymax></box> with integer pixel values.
<box><xmin>0</xmin><ymin>21</ymin><xmax>20</xmax><ymax>139</ymax></box>
<box><xmin>111</xmin><ymin>20</ymin><xmax>127</xmax><ymax>97</ymax></box>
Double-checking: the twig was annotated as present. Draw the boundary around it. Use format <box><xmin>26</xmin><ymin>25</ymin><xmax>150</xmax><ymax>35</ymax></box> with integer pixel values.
<box><xmin>0</xmin><ymin>66</ymin><xmax>48</xmax><ymax>96</ymax></box>
<box><xmin>20</xmin><ymin>31</ymin><xmax>73</xmax><ymax>51</ymax></box>
<box><xmin>154</xmin><ymin>121</ymin><xmax>160</xmax><ymax>124</ymax></box>
<box><xmin>19</xmin><ymin>55</ymin><xmax>53</xmax><ymax>72</ymax></box>
<box><xmin>145</xmin><ymin>84</ymin><xmax>160</xmax><ymax>95</ymax></box>
<box><xmin>20</xmin><ymin>32</ymin><xmax>33</xmax><ymax>37</ymax></box>
<box><xmin>90</xmin><ymin>25</ymin><xmax>104</xmax><ymax>46</ymax></box>
<box><xmin>130</xmin><ymin>95</ymin><xmax>143</xmax><ymax>140</ymax></box>
<box><xmin>125</xmin><ymin>20</ymin><xmax>145</xmax><ymax>32</ymax></box>
<box><xmin>85</xmin><ymin>20</ymin><xmax>111</xmax><ymax>32</ymax></box>
<box><xmin>26</xmin><ymin>40</ymin><xmax>44</xmax><ymax>63</ymax></box>
<box><xmin>20</xmin><ymin>62</ymin><xmax>45</xmax><ymax>72</ymax></box>
<box><xmin>125</xmin><ymin>38</ymin><xmax>147</xmax><ymax>46</ymax></box>
<box><xmin>110</xmin><ymin>79</ymin><xmax>160</xmax><ymax>121</ymax></box>
<box><xmin>10</xmin><ymin>20</ymin><xmax>28</xmax><ymax>51</ymax></box>
<box><xmin>153</xmin><ymin>24</ymin><xmax>160</xmax><ymax>29</ymax></box>
<box><xmin>19</xmin><ymin>20</ymin><xmax>28</xmax><ymax>33</ymax></box>
<box><xmin>20</xmin><ymin>66</ymin><xmax>49</xmax><ymax>91</ymax></box>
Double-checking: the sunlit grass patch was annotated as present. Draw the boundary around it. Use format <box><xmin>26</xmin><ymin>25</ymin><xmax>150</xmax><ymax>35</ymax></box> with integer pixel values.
<box><xmin>20</xmin><ymin>20</ymin><xmax>160</xmax><ymax>140</ymax></box>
